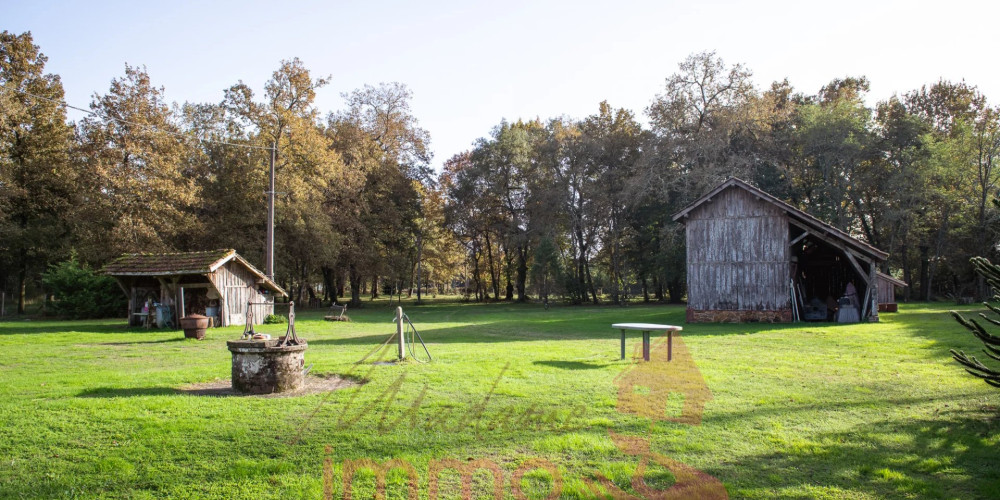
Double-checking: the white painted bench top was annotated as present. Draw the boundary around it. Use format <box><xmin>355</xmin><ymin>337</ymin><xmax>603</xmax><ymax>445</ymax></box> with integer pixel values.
<box><xmin>612</xmin><ymin>323</ymin><xmax>682</xmax><ymax>331</ymax></box>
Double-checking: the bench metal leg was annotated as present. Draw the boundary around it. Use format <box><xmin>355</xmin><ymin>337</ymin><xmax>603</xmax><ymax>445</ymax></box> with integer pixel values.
<box><xmin>620</xmin><ymin>330</ymin><xmax>626</xmax><ymax>360</ymax></box>
<box><xmin>667</xmin><ymin>331</ymin><xmax>673</xmax><ymax>361</ymax></box>
<box><xmin>642</xmin><ymin>331</ymin><xmax>650</xmax><ymax>361</ymax></box>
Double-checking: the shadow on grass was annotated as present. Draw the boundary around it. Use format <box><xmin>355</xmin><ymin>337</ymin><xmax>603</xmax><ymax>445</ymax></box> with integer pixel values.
<box><xmin>85</xmin><ymin>338</ymin><xmax>187</xmax><ymax>346</ymax></box>
<box><xmin>77</xmin><ymin>373</ymin><xmax>365</xmax><ymax>399</ymax></box>
<box><xmin>0</xmin><ymin>319</ymin><xmax>128</xmax><ymax>335</ymax></box>
<box><xmin>533</xmin><ymin>360</ymin><xmax>612</xmax><ymax>370</ymax></box>
<box><xmin>720</xmin><ymin>411</ymin><xmax>1000</xmax><ymax>499</ymax></box>
<box><xmin>702</xmin><ymin>392</ymin><xmax>988</xmax><ymax>427</ymax></box>
<box><xmin>77</xmin><ymin>386</ymin><xmax>180</xmax><ymax>397</ymax></box>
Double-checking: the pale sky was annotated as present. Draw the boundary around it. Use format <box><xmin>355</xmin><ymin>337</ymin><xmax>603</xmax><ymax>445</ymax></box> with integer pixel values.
<box><xmin>5</xmin><ymin>0</ymin><xmax>998</xmax><ymax>171</ymax></box>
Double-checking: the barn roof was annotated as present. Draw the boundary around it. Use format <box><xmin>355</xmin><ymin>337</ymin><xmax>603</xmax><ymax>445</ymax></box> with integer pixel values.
<box><xmin>672</xmin><ymin>177</ymin><xmax>889</xmax><ymax>262</ymax></box>
<box><xmin>876</xmin><ymin>272</ymin><xmax>908</xmax><ymax>288</ymax></box>
<box><xmin>103</xmin><ymin>249</ymin><xmax>286</xmax><ymax>295</ymax></box>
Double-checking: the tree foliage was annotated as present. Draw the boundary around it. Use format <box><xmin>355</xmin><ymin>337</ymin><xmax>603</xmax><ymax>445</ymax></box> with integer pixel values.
<box><xmin>3</xmin><ymin>35</ymin><xmax>1000</xmax><ymax>313</ymax></box>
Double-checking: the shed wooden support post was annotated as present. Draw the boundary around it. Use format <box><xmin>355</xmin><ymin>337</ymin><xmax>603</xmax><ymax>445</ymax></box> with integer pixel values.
<box><xmin>868</xmin><ymin>263</ymin><xmax>879</xmax><ymax>322</ymax></box>
<box><xmin>843</xmin><ymin>251</ymin><xmax>869</xmax><ymax>285</ymax></box>
<box><xmin>172</xmin><ymin>277</ymin><xmax>181</xmax><ymax>328</ymax></box>
<box><xmin>789</xmin><ymin>232</ymin><xmax>809</xmax><ymax>247</ymax></box>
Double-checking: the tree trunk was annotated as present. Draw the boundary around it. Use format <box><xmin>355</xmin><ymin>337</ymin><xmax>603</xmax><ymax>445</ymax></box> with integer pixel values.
<box><xmin>484</xmin><ymin>232</ymin><xmax>499</xmax><ymax>300</ymax></box>
<box><xmin>515</xmin><ymin>244</ymin><xmax>528</xmax><ymax>302</ymax></box>
<box><xmin>901</xmin><ymin>245</ymin><xmax>911</xmax><ymax>302</ymax></box>
<box><xmin>415</xmin><ymin>237</ymin><xmax>423</xmax><ymax>303</ymax></box>
<box><xmin>666</xmin><ymin>280</ymin><xmax>683</xmax><ymax>304</ymax></box>
<box><xmin>17</xmin><ymin>263</ymin><xmax>26</xmax><ymax>315</ymax></box>
<box><xmin>349</xmin><ymin>265</ymin><xmax>362</xmax><ymax>306</ymax></box>
<box><xmin>919</xmin><ymin>246</ymin><xmax>930</xmax><ymax>301</ymax></box>
<box><xmin>585</xmin><ymin>260</ymin><xmax>598</xmax><ymax>305</ymax></box>
<box><xmin>575</xmin><ymin>227</ymin><xmax>589</xmax><ymax>304</ymax></box>
<box><xmin>321</xmin><ymin>266</ymin><xmax>335</xmax><ymax>302</ymax></box>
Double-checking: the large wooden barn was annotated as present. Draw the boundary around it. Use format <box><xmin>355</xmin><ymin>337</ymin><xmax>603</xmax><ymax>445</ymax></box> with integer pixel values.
<box><xmin>672</xmin><ymin>178</ymin><xmax>898</xmax><ymax>323</ymax></box>
<box><xmin>104</xmin><ymin>249</ymin><xmax>286</xmax><ymax>328</ymax></box>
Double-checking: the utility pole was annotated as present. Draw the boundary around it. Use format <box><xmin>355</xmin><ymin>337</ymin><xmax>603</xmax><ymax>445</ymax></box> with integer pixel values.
<box><xmin>266</xmin><ymin>142</ymin><xmax>276</xmax><ymax>281</ymax></box>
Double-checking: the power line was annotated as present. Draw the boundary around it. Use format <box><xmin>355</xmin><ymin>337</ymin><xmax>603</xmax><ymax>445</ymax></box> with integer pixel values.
<box><xmin>0</xmin><ymin>85</ymin><xmax>274</xmax><ymax>151</ymax></box>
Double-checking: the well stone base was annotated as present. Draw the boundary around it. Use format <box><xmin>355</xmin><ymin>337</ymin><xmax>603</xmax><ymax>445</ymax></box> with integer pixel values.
<box><xmin>686</xmin><ymin>308</ymin><xmax>793</xmax><ymax>323</ymax></box>
<box><xmin>226</xmin><ymin>339</ymin><xmax>307</xmax><ymax>394</ymax></box>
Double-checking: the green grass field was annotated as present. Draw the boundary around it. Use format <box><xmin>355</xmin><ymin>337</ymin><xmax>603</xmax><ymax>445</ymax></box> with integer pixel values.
<box><xmin>1</xmin><ymin>300</ymin><xmax>997</xmax><ymax>499</ymax></box>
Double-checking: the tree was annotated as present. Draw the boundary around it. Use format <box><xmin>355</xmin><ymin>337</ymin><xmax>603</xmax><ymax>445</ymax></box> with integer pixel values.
<box><xmin>793</xmin><ymin>78</ymin><xmax>875</xmax><ymax>231</ymax></box>
<box><xmin>868</xmin><ymin>96</ymin><xmax>932</xmax><ymax>297</ymax></box>
<box><xmin>76</xmin><ymin>65</ymin><xmax>199</xmax><ymax>260</ymax></box>
<box><xmin>903</xmin><ymin>80</ymin><xmax>994</xmax><ymax>299</ymax></box>
<box><xmin>327</xmin><ymin>83</ymin><xmax>429</xmax><ymax>306</ymax></box>
<box><xmin>579</xmin><ymin>102</ymin><xmax>644</xmax><ymax>305</ymax></box>
<box><xmin>0</xmin><ymin>31</ymin><xmax>76</xmax><ymax>314</ymax></box>
<box><xmin>223</xmin><ymin>59</ymin><xmax>350</xmax><ymax>302</ymax></box>
<box><xmin>637</xmin><ymin>51</ymin><xmax>758</xmax><ymax>303</ymax></box>
<box><xmin>530</xmin><ymin>236</ymin><xmax>563</xmax><ymax>306</ymax></box>
<box><xmin>412</xmin><ymin>184</ymin><xmax>463</xmax><ymax>300</ymax></box>
<box><xmin>180</xmin><ymin>101</ymin><xmax>267</xmax><ymax>266</ymax></box>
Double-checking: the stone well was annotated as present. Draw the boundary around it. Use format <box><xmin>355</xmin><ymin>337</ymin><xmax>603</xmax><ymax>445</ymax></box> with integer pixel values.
<box><xmin>226</xmin><ymin>339</ymin><xmax>307</xmax><ymax>394</ymax></box>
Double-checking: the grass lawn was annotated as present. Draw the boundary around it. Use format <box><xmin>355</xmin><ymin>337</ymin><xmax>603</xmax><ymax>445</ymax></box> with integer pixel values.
<box><xmin>0</xmin><ymin>300</ymin><xmax>998</xmax><ymax>499</ymax></box>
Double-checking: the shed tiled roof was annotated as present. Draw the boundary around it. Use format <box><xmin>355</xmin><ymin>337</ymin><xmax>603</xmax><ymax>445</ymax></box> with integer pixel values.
<box><xmin>103</xmin><ymin>249</ymin><xmax>287</xmax><ymax>296</ymax></box>
<box><xmin>103</xmin><ymin>249</ymin><xmax>236</xmax><ymax>275</ymax></box>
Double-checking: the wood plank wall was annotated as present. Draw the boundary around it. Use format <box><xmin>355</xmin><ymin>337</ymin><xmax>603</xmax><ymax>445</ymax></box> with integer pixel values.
<box><xmin>207</xmin><ymin>263</ymin><xmax>274</xmax><ymax>326</ymax></box>
<box><xmin>877</xmin><ymin>276</ymin><xmax>895</xmax><ymax>305</ymax></box>
<box><xmin>686</xmin><ymin>186</ymin><xmax>791</xmax><ymax>311</ymax></box>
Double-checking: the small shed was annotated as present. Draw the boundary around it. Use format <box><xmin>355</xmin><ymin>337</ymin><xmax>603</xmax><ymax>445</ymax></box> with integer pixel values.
<box><xmin>876</xmin><ymin>272</ymin><xmax>907</xmax><ymax>312</ymax></box>
<box><xmin>672</xmin><ymin>178</ymin><xmax>893</xmax><ymax>323</ymax></box>
<box><xmin>104</xmin><ymin>249</ymin><xmax>286</xmax><ymax>328</ymax></box>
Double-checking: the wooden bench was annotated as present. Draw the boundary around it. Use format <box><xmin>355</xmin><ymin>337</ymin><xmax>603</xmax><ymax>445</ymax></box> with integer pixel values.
<box><xmin>324</xmin><ymin>303</ymin><xmax>348</xmax><ymax>321</ymax></box>
<box><xmin>611</xmin><ymin>323</ymin><xmax>682</xmax><ymax>362</ymax></box>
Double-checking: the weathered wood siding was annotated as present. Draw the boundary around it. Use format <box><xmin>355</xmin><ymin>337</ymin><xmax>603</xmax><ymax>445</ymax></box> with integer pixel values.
<box><xmin>877</xmin><ymin>275</ymin><xmax>896</xmax><ymax>305</ymax></box>
<box><xmin>685</xmin><ymin>186</ymin><xmax>790</xmax><ymax>311</ymax></box>
<box><xmin>207</xmin><ymin>263</ymin><xmax>274</xmax><ymax>326</ymax></box>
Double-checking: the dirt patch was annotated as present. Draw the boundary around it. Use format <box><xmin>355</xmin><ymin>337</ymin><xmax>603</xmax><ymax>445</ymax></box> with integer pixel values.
<box><xmin>179</xmin><ymin>374</ymin><xmax>361</xmax><ymax>397</ymax></box>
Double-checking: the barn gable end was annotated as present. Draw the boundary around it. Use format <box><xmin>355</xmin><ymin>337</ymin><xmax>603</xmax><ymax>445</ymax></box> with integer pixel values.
<box><xmin>683</xmin><ymin>184</ymin><xmax>792</xmax><ymax>322</ymax></box>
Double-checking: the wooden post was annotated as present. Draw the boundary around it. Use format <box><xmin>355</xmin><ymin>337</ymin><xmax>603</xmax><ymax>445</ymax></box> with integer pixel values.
<box><xmin>396</xmin><ymin>306</ymin><xmax>405</xmax><ymax>361</ymax></box>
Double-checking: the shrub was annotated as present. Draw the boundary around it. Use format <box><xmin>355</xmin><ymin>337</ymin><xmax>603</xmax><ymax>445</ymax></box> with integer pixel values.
<box><xmin>263</xmin><ymin>314</ymin><xmax>287</xmax><ymax>324</ymax></box>
<box><xmin>42</xmin><ymin>256</ymin><xmax>127</xmax><ymax>319</ymax></box>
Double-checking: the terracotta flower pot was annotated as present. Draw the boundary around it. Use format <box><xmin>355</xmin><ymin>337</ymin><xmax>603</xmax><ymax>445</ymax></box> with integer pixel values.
<box><xmin>180</xmin><ymin>314</ymin><xmax>209</xmax><ymax>340</ymax></box>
